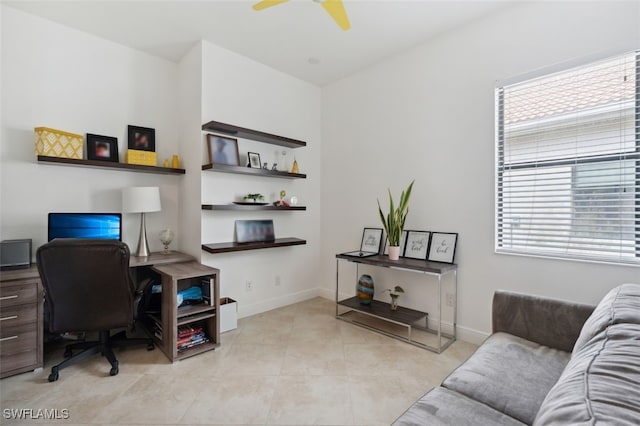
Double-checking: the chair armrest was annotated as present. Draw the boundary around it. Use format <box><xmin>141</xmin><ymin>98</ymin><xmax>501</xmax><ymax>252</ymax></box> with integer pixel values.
<box><xmin>492</xmin><ymin>290</ymin><xmax>595</xmax><ymax>352</ymax></box>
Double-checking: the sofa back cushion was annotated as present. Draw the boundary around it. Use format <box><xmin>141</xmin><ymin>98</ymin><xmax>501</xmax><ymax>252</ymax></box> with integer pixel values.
<box><xmin>572</xmin><ymin>283</ymin><xmax>640</xmax><ymax>354</ymax></box>
<box><xmin>533</xmin><ymin>284</ymin><xmax>640</xmax><ymax>426</ymax></box>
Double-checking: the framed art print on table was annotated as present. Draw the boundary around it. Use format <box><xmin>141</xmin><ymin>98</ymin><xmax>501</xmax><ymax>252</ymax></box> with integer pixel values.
<box><xmin>360</xmin><ymin>228</ymin><xmax>383</xmax><ymax>254</ymax></box>
<box><xmin>404</xmin><ymin>231</ymin><xmax>431</xmax><ymax>260</ymax></box>
<box><xmin>427</xmin><ymin>232</ymin><xmax>458</xmax><ymax>264</ymax></box>
<box><xmin>86</xmin><ymin>134</ymin><xmax>118</xmax><ymax>162</ymax></box>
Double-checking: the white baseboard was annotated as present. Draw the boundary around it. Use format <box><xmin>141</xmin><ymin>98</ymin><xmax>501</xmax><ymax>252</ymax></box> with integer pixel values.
<box><xmin>317</xmin><ymin>287</ymin><xmax>489</xmax><ymax>345</ymax></box>
<box><xmin>456</xmin><ymin>325</ymin><xmax>489</xmax><ymax>345</ymax></box>
<box><xmin>238</xmin><ymin>288</ymin><xmax>322</xmax><ymax>319</ymax></box>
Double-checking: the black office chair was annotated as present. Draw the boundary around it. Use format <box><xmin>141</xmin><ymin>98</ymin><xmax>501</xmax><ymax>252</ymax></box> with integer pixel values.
<box><xmin>37</xmin><ymin>239</ymin><xmax>154</xmax><ymax>382</ymax></box>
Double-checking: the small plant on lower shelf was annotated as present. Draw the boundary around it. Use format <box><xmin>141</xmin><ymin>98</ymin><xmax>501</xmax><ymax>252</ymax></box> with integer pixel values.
<box><xmin>243</xmin><ymin>193</ymin><xmax>265</xmax><ymax>203</ymax></box>
<box><xmin>384</xmin><ymin>285</ymin><xmax>405</xmax><ymax>311</ymax></box>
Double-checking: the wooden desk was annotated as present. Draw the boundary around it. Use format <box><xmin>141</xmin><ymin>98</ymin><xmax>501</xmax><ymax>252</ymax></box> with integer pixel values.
<box><xmin>0</xmin><ymin>251</ymin><xmax>195</xmax><ymax>378</ymax></box>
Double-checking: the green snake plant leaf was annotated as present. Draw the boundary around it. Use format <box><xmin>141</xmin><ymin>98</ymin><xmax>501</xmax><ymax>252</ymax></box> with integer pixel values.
<box><xmin>377</xmin><ymin>181</ymin><xmax>415</xmax><ymax>247</ymax></box>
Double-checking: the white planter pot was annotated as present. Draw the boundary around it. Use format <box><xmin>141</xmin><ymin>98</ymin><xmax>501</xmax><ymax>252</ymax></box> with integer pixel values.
<box><xmin>388</xmin><ymin>246</ymin><xmax>401</xmax><ymax>260</ymax></box>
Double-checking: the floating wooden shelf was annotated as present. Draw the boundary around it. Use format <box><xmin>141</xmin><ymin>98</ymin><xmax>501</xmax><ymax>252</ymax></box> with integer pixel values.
<box><xmin>202</xmin><ymin>204</ymin><xmax>306</xmax><ymax>211</ymax></box>
<box><xmin>37</xmin><ymin>156</ymin><xmax>185</xmax><ymax>175</ymax></box>
<box><xmin>202</xmin><ymin>237</ymin><xmax>306</xmax><ymax>254</ymax></box>
<box><xmin>202</xmin><ymin>163</ymin><xmax>306</xmax><ymax>179</ymax></box>
<box><xmin>202</xmin><ymin>120</ymin><xmax>306</xmax><ymax>148</ymax></box>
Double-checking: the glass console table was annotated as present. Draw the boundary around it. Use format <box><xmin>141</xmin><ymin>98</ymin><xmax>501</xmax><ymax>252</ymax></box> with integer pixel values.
<box><xmin>335</xmin><ymin>253</ymin><xmax>457</xmax><ymax>353</ymax></box>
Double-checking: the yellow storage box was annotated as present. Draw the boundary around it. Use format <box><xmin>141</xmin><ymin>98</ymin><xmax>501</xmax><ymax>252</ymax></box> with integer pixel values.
<box><xmin>126</xmin><ymin>149</ymin><xmax>157</xmax><ymax>166</ymax></box>
<box><xmin>34</xmin><ymin>127</ymin><xmax>83</xmax><ymax>159</ymax></box>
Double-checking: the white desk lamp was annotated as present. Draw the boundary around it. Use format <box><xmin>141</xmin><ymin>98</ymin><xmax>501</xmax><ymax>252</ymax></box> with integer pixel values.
<box><xmin>122</xmin><ymin>186</ymin><xmax>161</xmax><ymax>257</ymax></box>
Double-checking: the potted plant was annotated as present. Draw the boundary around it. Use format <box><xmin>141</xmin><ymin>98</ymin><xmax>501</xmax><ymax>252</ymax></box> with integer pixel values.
<box><xmin>244</xmin><ymin>193</ymin><xmax>265</xmax><ymax>203</ymax></box>
<box><xmin>384</xmin><ymin>285</ymin><xmax>405</xmax><ymax>310</ymax></box>
<box><xmin>378</xmin><ymin>181</ymin><xmax>414</xmax><ymax>260</ymax></box>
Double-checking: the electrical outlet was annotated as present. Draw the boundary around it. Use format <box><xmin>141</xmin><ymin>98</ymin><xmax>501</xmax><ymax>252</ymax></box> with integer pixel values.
<box><xmin>245</xmin><ymin>280</ymin><xmax>253</xmax><ymax>292</ymax></box>
<box><xmin>446</xmin><ymin>293</ymin><xmax>455</xmax><ymax>307</ymax></box>
<box><xmin>275</xmin><ymin>275</ymin><xmax>281</xmax><ymax>286</ymax></box>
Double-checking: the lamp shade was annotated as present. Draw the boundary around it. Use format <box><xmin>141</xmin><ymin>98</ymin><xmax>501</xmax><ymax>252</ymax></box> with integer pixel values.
<box><xmin>122</xmin><ymin>186</ymin><xmax>161</xmax><ymax>213</ymax></box>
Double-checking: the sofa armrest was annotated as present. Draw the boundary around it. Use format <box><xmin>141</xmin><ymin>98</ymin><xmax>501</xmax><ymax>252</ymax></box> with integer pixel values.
<box><xmin>492</xmin><ymin>290</ymin><xmax>595</xmax><ymax>352</ymax></box>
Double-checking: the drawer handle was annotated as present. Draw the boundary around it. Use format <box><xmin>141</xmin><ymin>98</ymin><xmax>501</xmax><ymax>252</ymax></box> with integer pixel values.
<box><xmin>0</xmin><ymin>315</ymin><xmax>18</xmax><ymax>321</ymax></box>
<box><xmin>0</xmin><ymin>295</ymin><xmax>19</xmax><ymax>301</ymax></box>
<box><xmin>0</xmin><ymin>335</ymin><xmax>18</xmax><ymax>342</ymax></box>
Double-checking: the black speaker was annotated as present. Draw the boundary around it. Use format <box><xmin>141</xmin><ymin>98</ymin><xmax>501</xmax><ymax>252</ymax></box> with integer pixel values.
<box><xmin>0</xmin><ymin>239</ymin><xmax>32</xmax><ymax>270</ymax></box>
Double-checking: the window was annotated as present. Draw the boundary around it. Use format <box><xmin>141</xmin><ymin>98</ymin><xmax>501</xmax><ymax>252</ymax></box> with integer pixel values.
<box><xmin>496</xmin><ymin>51</ymin><xmax>639</xmax><ymax>265</ymax></box>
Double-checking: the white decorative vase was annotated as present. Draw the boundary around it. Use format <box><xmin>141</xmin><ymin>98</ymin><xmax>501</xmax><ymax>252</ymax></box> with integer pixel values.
<box><xmin>388</xmin><ymin>246</ymin><xmax>401</xmax><ymax>261</ymax></box>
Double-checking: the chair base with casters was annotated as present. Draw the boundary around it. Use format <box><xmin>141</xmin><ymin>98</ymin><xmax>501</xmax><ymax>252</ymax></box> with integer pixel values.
<box><xmin>48</xmin><ymin>330</ymin><xmax>155</xmax><ymax>382</ymax></box>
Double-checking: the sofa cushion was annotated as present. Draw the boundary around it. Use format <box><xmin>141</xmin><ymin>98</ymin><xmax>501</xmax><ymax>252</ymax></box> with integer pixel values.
<box><xmin>534</xmin><ymin>324</ymin><xmax>640</xmax><ymax>425</ymax></box>
<box><xmin>392</xmin><ymin>387</ymin><xmax>527</xmax><ymax>426</ymax></box>
<box><xmin>573</xmin><ymin>283</ymin><xmax>640</xmax><ymax>354</ymax></box>
<box><xmin>442</xmin><ymin>332</ymin><xmax>570</xmax><ymax>425</ymax></box>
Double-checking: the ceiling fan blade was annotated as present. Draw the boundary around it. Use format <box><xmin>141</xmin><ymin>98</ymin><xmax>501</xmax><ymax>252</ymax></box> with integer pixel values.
<box><xmin>320</xmin><ymin>0</ymin><xmax>351</xmax><ymax>30</ymax></box>
<box><xmin>252</xmin><ymin>0</ymin><xmax>289</xmax><ymax>11</ymax></box>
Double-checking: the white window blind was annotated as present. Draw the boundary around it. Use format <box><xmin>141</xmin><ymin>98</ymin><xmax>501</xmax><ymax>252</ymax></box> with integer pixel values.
<box><xmin>496</xmin><ymin>50</ymin><xmax>639</xmax><ymax>265</ymax></box>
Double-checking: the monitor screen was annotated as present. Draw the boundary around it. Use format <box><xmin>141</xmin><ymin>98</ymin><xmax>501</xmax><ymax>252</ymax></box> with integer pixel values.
<box><xmin>48</xmin><ymin>213</ymin><xmax>122</xmax><ymax>241</ymax></box>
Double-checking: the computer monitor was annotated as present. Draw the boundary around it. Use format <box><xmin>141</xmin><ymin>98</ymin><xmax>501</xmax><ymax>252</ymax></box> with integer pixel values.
<box><xmin>48</xmin><ymin>213</ymin><xmax>122</xmax><ymax>241</ymax></box>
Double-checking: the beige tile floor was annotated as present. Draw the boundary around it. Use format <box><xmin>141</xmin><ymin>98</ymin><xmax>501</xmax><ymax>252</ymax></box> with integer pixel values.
<box><xmin>0</xmin><ymin>297</ymin><xmax>476</xmax><ymax>426</ymax></box>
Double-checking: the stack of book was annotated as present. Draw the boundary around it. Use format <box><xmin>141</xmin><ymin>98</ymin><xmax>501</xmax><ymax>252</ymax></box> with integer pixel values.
<box><xmin>177</xmin><ymin>325</ymin><xmax>208</xmax><ymax>352</ymax></box>
<box><xmin>148</xmin><ymin>314</ymin><xmax>163</xmax><ymax>341</ymax></box>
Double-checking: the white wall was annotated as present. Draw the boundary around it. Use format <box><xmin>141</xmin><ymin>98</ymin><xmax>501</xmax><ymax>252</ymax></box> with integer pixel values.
<box><xmin>177</xmin><ymin>42</ymin><xmax>203</xmax><ymax>258</ymax></box>
<box><xmin>198</xmin><ymin>41</ymin><xmax>322</xmax><ymax>317</ymax></box>
<box><xmin>321</xmin><ymin>1</ymin><xmax>640</xmax><ymax>342</ymax></box>
<box><xmin>1</xmin><ymin>6</ymin><xmax>180</xmax><ymax>254</ymax></box>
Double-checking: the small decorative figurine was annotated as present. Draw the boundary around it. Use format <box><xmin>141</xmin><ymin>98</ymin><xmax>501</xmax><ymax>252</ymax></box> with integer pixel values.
<box><xmin>172</xmin><ymin>155</ymin><xmax>180</xmax><ymax>168</ymax></box>
<box><xmin>163</xmin><ymin>159</ymin><xmax>170</xmax><ymax>168</ymax></box>
<box><xmin>263</xmin><ymin>162</ymin><xmax>269</xmax><ymax>170</ymax></box>
<box><xmin>273</xmin><ymin>189</ymin><xmax>290</xmax><ymax>207</ymax></box>
<box><xmin>291</xmin><ymin>157</ymin><xmax>299</xmax><ymax>174</ymax></box>
<box><xmin>271</xmin><ymin>163</ymin><xmax>278</xmax><ymax>171</ymax></box>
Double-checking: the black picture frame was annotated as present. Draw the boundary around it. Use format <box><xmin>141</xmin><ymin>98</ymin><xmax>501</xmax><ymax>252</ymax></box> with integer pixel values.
<box><xmin>427</xmin><ymin>232</ymin><xmax>458</xmax><ymax>264</ymax></box>
<box><xmin>360</xmin><ymin>227</ymin><xmax>383</xmax><ymax>254</ymax></box>
<box><xmin>248</xmin><ymin>152</ymin><xmax>261</xmax><ymax>168</ymax></box>
<box><xmin>207</xmin><ymin>134</ymin><xmax>240</xmax><ymax>166</ymax></box>
<box><xmin>235</xmin><ymin>219</ymin><xmax>275</xmax><ymax>243</ymax></box>
<box><xmin>127</xmin><ymin>125</ymin><xmax>156</xmax><ymax>152</ymax></box>
<box><xmin>383</xmin><ymin>230</ymin><xmax>408</xmax><ymax>256</ymax></box>
<box><xmin>404</xmin><ymin>230</ymin><xmax>431</xmax><ymax>260</ymax></box>
<box><xmin>86</xmin><ymin>134</ymin><xmax>118</xmax><ymax>162</ymax></box>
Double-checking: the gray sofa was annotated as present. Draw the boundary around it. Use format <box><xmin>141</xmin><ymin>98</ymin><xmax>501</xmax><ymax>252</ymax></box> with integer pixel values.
<box><xmin>393</xmin><ymin>283</ymin><xmax>640</xmax><ymax>425</ymax></box>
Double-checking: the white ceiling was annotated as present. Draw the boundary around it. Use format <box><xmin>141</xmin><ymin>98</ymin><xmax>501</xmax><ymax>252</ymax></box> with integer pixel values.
<box><xmin>5</xmin><ymin>0</ymin><xmax>514</xmax><ymax>86</ymax></box>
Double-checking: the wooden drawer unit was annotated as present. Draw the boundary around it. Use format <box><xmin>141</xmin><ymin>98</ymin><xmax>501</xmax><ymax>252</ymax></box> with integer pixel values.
<box><xmin>0</xmin><ymin>266</ymin><xmax>43</xmax><ymax>378</ymax></box>
<box><xmin>0</xmin><ymin>281</ymin><xmax>38</xmax><ymax>308</ymax></box>
<box><xmin>0</xmin><ymin>303</ymin><xmax>38</xmax><ymax>330</ymax></box>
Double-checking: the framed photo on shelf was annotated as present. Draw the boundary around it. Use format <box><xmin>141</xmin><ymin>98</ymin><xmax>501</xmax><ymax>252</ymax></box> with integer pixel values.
<box><xmin>235</xmin><ymin>219</ymin><xmax>275</xmax><ymax>243</ymax></box>
<box><xmin>207</xmin><ymin>134</ymin><xmax>240</xmax><ymax>166</ymax></box>
<box><xmin>427</xmin><ymin>232</ymin><xmax>458</xmax><ymax>264</ymax></box>
<box><xmin>384</xmin><ymin>230</ymin><xmax>408</xmax><ymax>256</ymax></box>
<box><xmin>86</xmin><ymin>134</ymin><xmax>118</xmax><ymax>162</ymax></box>
<box><xmin>404</xmin><ymin>231</ymin><xmax>431</xmax><ymax>260</ymax></box>
<box><xmin>247</xmin><ymin>152</ymin><xmax>261</xmax><ymax>168</ymax></box>
<box><xmin>360</xmin><ymin>228</ymin><xmax>383</xmax><ymax>254</ymax></box>
<box><xmin>127</xmin><ymin>125</ymin><xmax>155</xmax><ymax>152</ymax></box>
